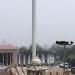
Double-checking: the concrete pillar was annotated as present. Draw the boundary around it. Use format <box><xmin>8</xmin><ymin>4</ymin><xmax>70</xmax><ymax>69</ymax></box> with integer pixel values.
<box><xmin>6</xmin><ymin>53</ymin><xmax>8</xmax><ymax>66</ymax></box>
<box><xmin>32</xmin><ymin>0</ymin><xmax>36</xmax><ymax>58</ymax></box>
<box><xmin>37</xmin><ymin>54</ymin><xmax>39</xmax><ymax>58</ymax></box>
<box><xmin>49</xmin><ymin>55</ymin><xmax>52</xmax><ymax>64</ymax></box>
<box><xmin>28</xmin><ymin>55</ymin><xmax>30</xmax><ymax>64</ymax></box>
<box><xmin>23</xmin><ymin>54</ymin><xmax>25</xmax><ymax>64</ymax></box>
<box><xmin>12</xmin><ymin>52</ymin><xmax>17</xmax><ymax>65</ymax></box>
<box><xmin>3</xmin><ymin>53</ymin><xmax>4</xmax><ymax>66</ymax></box>
<box><xmin>52</xmin><ymin>55</ymin><xmax>55</xmax><ymax>63</ymax></box>
<box><xmin>19</xmin><ymin>53</ymin><xmax>21</xmax><ymax>64</ymax></box>
<box><xmin>47</xmin><ymin>53</ymin><xmax>50</xmax><ymax>64</ymax></box>
<box><xmin>10</xmin><ymin>52</ymin><xmax>11</xmax><ymax>65</ymax></box>
<box><xmin>41</xmin><ymin>54</ymin><xmax>45</xmax><ymax>63</ymax></box>
<box><xmin>49</xmin><ymin>55</ymin><xmax>55</xmax><ymax>64</ymax></box>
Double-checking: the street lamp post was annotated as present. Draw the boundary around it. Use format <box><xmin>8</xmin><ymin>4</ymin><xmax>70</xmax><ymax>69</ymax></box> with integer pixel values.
<box><xmin>63</xmin><ymin>44</ymin><xmax>66</xmax><ymax>75</ymax></box>
<box><xmin>56</xmin><ymin>41</ymin><xmax>73</xmax><ymax>75</ymax></box>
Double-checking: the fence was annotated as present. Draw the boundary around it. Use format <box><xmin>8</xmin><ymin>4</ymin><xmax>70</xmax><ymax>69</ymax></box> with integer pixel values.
<box><xmin>0</xmin><ymin>66</ymin><xmax>71</xmax><ymax>75</ymax></box>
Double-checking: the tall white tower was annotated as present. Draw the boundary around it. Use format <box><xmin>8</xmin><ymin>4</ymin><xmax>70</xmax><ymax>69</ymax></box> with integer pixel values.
<box><xmin>32</xmin><ymin>0</ymin><xmax>36</xmax><ymax>58</ymax></box>
<box><xmin>32</xmin><ymin>0</ymin><xmax>41</xmax><ymax>65</ymax></box>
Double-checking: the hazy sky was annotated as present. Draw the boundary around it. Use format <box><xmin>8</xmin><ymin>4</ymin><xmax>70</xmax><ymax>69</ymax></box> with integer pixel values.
<box><xmin>0</xmin><ymin>0</ymin><xmax>75</xmax><ymax>47</ymax></box>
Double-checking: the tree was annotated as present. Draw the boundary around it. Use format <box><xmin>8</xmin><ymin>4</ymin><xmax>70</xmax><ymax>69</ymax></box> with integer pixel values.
<box><xmin>66</xmin><ymin>52</ymin><xmax>75</xmax><ymax>66</ymax></box>
<box><xmin>50</xmin><ymin>43</ymin><xmax>75</xmax><ymax>65</ymax></box>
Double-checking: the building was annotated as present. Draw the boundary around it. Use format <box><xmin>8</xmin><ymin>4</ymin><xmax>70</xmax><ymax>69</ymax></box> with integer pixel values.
<box><xmin>0</xmin><ymin>44</ymin><xmax>18</xmax><ymax>66</ymax></box>
<box><xmin>18</xmin><ymin>46</ymin><xmax>55</xmax><ymax>65</ymax></box>
<box><xmin>0</xmin><ymin>44</ymin><xmax>55</xmax><ymax>66</ymax></box>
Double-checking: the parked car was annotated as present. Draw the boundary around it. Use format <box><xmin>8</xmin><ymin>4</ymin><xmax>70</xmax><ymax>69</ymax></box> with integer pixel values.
<box><xmin>58</xmin><ymin>63</ymin><xmax>71</xmax><ymax>71</ymax></box>
<box><xmin>71</xmin><ymin>67</ymin><xmax>75</xmax><ymax>74</ymax></box>
<box><xmin>59</xmin><ymin>63</ymin><xmax>70</xmax><ymax>68</ymax></box>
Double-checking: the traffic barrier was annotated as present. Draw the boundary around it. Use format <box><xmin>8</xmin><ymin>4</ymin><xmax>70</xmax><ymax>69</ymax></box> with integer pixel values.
<box><xmin>0</xmin><ymin>66</ymin><xmax>72</xmax><ymax>75</ymax></box>
<box><xmin>45</xmin><ymin>67</ymin><xmax>71</xmax><ymax>75</ymax></box>
<box><xmin>0</xmin><ymin>69</ymin><xmax>10</xmax><ymax>75</ymax></box>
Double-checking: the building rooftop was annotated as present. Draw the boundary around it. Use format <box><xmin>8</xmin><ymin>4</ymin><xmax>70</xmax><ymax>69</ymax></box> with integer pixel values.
<box><xmin>0</xmin><ymin>44</ymin><xmax>17</xmax><ymax>49</ymax></box>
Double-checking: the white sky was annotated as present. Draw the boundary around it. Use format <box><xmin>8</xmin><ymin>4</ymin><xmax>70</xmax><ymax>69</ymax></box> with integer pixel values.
<box><xmin>0</xmin><ymin>0</ymin><xmax>75</xmax><ymax>47</ymax></box>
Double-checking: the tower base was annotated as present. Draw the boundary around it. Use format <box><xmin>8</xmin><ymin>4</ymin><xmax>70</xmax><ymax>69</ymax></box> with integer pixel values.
<box><xmin>31</xmin><ymin>57</ymin><xmax>41</xmax><ymax>66</ymax></box>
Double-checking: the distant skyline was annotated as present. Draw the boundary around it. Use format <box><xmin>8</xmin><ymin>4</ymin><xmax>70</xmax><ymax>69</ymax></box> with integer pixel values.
<box><xmin>0</xmin><ymin>0</ymin><xmax>75</xmax><ymax>47</ymax></box>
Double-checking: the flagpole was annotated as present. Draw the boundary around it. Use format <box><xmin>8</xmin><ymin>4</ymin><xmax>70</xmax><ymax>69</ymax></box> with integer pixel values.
<box><xmin>32</xmin><ymin>0</ymin><xmax>36</xmax><ymax>58</ymax></box>
<box><xmin>32</xmin><ymin>0</ymin><xmax>41</xmax><ymax>65</ymax></box>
